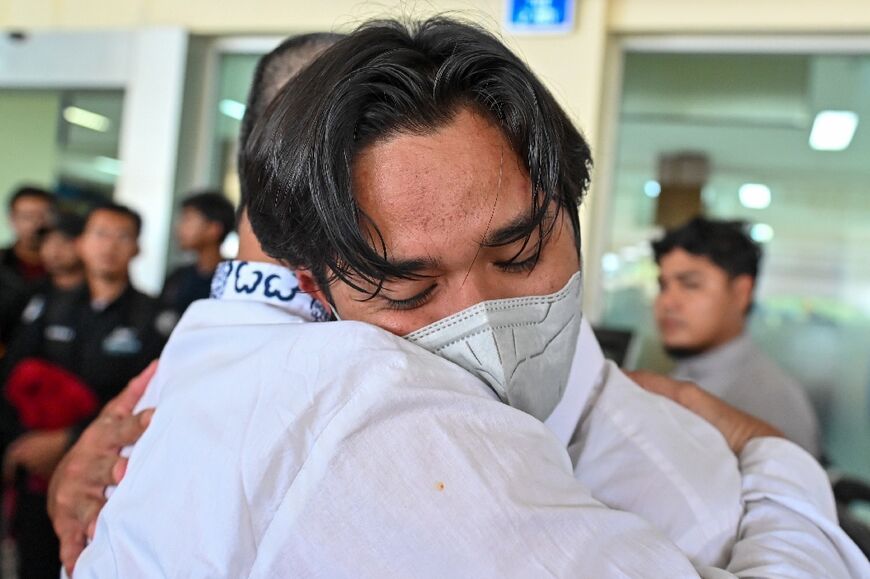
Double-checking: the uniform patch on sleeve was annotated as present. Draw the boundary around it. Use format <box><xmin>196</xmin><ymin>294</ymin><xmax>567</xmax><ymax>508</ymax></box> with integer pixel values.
<box><xmin>21</xmin><ymin>296</ymin><xmax>46</xmax><ymax>324</ymax></box>
<box><xmin>102</xmin><ymin>327</ymin><xmax>142</xmax><ymax>355</ymax></box>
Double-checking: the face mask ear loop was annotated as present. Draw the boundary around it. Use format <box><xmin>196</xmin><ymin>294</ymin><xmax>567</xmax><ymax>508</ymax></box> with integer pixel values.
<box><xmin>328</xmin><ymin>300</ymin><xmax>342</xmax><ymax>321</ymax></box>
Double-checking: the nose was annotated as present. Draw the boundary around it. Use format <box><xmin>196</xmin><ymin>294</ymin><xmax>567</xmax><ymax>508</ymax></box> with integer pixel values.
<box><xmin>657</xmin><ymin>285</ymin><xmax>680</xmax><ymax>313</ymax></box>
<box><xmin>449</xmin><ymin>271</ymin><xmax>520</xmax><ymax>313</ymax></box>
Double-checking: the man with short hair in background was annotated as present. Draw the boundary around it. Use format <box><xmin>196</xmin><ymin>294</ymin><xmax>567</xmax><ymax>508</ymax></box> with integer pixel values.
<box><xmin>159</xmin><ymin>191</ymin><xmax>236</xmax><ymax>328</ymax></box>
<box><xmin>1</xmin><ymin>185</ymin><xmax>55</xmax><ymax>285</ymax></box>
<box><xmin>36</xmin><ymin>211</ymin><xmax>86</xmax><ymax>295</ymax></box>
<box><xmin>1</xmin><ymin>202</ymin><xmax>167</xmax><ymax>579</ymax></box>
<box><xmin>0</xmin><ymin>186</ymin><xmax>56</xmax><ymax>352</ymax></box>
<box><xmin>653</xmin><ymin>216</ymin><xmax>821</xmax><ymax>457</ymax></box>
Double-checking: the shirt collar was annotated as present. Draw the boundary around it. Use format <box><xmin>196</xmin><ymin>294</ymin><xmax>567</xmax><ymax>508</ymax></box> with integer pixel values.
<box><xmin>210</xmin><ymin>260</ymin><xmax>330</xmax><ymax>322</ymax></box>
<box><xmin>545</xmin><ymin>318</ymin><xmax>606</xmax><ymax>446</ymax></box>
<box><xmin>672</xmin><ymin>332</ymin><xmax>752</xmax><ymax>385</ymax></box>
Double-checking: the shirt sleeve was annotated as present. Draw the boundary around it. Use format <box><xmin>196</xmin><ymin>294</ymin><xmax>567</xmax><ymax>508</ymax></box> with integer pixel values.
<box><xmin>252</xmin><ymin>377</ymin><xmax>869</xmax><ymax>579</ymax></box>
<box><xmin>710</xmin><ymin>437</ymin><xmax>869</xmax><ymax>578</ymax></box>
<box><xmin>248</xmin><ymin>377</ymin><xmax>707</xmax><ymax>578</ymax></box>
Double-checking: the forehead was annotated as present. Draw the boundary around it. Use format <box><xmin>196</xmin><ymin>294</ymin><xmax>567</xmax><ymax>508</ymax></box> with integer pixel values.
<box><xmin>13</xmin><ymin>196</ymin><xmax>52</xmax><ymax>212</ymax></box>
<box><xmin>43</xmin><ymin>230</ymin><xmax>72</xmax><ymax>243</ymax></box>
<box><xmin>352</xmin><ymin>108</ymin><xmax>531</xmax><ymax>264</ymax></box>
<box><xmin>659</xmin><ymin>248</ymin><xmax>723</xmax><ymax>276</ymax></box>
<box><xmin>181</xmin><ymin>206</ymin><xmax>206</xmax><ymax>219</ymax></box>
<box><xmin>86</xmin><ymin>210</ymin><xmax>136</xmax><ymax>231</ymax></box>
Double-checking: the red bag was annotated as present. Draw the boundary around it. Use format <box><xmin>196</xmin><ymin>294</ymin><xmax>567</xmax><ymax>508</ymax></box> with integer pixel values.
<box><xmin>5</xmin><ymin>357</ymin><xmax>99</xmax><ymax>430</ymax></box>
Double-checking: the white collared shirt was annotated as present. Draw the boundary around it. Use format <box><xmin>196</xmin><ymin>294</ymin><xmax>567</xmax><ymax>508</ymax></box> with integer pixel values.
<box><xmin>210</xmin><ymin>259</ymin><xmax>329</xmax><ymax>321</ymax></box>
<box><xmin>75</xmin><ymin>263</ymin><xmax>869</xmax><ymax>578</ymax></box>
<box><xmin>546</xmin><ymin>321</ymin><xmax>743</xmax><ymax>566</ymax></box>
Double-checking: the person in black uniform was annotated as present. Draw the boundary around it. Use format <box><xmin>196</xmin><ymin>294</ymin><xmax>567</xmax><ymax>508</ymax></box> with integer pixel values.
<box><xmin>1</xmin><ymin>186</ymin><xmax>55</xmax><ymax>285</ymax></box>
<box><xmin>157</xmin><ymin>191</ymin><xmax>235</xmax><ymax>332</ymax></box>
<box><xmin>1</xmin><ymin>202</ymin><xmax>167</xmax><ymax>579</ymax></box>
<box><xmin>2</xmin><ymin>212</ymin><xmax>85</xmax><ymax>358</ymax></box>
<box><xmin>0</xmin><ymin>186</ymin><xmax>56</xmax><ymax>354</ymax></box>
<box><xmin>36</xmin><ymin>211</ymin><xmax>86</xmax><ymax>295</ymax></box>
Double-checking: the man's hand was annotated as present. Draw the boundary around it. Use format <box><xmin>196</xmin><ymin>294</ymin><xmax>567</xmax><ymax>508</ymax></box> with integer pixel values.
<box><xmin>47</xmin><ymin>360</ymin><xmax>158</xmax><ymax>576</ymax></box>
<box><xmin>627</xmin><ymin>370</ymin><xmax>783</xmax><ymax>455</ymax></box>
<box><xmin>3</xmin><ymin>428</ymin><xmax>71</xmax><ymax>482</ymax></box>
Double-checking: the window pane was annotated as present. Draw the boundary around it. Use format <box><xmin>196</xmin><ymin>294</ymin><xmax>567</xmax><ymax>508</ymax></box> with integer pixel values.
<box><xmin>602</xmin><ymin>52</ymin><xmax>870</xmax><ymax>478</ymax></box>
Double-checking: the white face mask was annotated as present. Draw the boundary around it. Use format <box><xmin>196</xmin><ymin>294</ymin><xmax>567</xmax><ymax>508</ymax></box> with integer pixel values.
<box><xmin>404</xmin><ymin>271</ymin><xmax>583</xmax><ymax>421</ymax></box>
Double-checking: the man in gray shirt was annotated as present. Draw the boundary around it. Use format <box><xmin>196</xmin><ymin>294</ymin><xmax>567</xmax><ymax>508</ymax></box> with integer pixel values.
<box><xmin>653</xmin><ymin>217</ymin><xmax>821</xmax><ymax>457</ymax></box>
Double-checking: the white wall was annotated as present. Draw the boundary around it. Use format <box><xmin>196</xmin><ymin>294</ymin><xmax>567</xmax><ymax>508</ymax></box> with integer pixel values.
<box><xmin>0</xmin><ymin>27</ymin><xmax>186</xmax><ymax>293</ymax></box>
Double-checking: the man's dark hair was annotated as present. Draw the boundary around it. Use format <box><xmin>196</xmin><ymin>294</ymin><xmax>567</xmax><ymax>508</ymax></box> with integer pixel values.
<box><xmin>181</xmin><ymin>191</ymin><xmax>236</xmax><ymax>242</ymax></box>
<box><xmin>652</xmin><ymin>217</ymin><xmax>762</xmax><ymax>280</ymax></box>
<box><xmin>237</xmin><ymin>32</ymin><xmax>345</xmax><ymax>210</ymax></box>
<box><xmin>243</xmin><ymin>17</ymin><xmax>593</xmax><ymax>295</ymax></box>
<box><xmin>85</xmin><ymin>202</ymin><xmax>143</xmax><ymax>238</ymax></box>
<box><xmin>8</xmin><ymin>185</ymin><xmax>55</xmax><ymax>211</ymax></box>
<box><xmin>38</xmin><ymin>211</ymin><xmax>85</xmax><ymax>242</ymax></box>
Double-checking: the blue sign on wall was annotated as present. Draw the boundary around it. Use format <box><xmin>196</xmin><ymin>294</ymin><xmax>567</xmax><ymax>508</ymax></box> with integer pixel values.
<box><xmin>507</xmin><ymin>0</ymin><xmax>576</xmax><ymax>34</ymax></box>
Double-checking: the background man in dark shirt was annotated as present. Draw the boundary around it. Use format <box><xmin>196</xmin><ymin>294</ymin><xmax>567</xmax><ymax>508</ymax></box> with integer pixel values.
<box><xmin>158</xmin><ymin>191</ymin><xmax>235</xmax><ymax>330</ymax></box>
<box><xmin>1</xmin><ymin>202</ymin><xmax>167</xmax><ymax>579</ymax></box>
<box><xmin>1</xmin><ymin>186</ymin><xmax>56</xmax><ymax>284</ymax></box>
<box><xmin>1</xmin><ymin>186</ymin><xmax>56</xmax><ymax>354</ymax></box>
<box><xmin>36</xmin><ymin>212</ymin><xmax>86</xmax><ymax>295</ymax></box>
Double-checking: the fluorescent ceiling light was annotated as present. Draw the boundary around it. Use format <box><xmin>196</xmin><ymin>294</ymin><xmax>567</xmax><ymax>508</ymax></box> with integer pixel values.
<box><xmin>219</xmin><ymin>99</ymin><xmax>246</xmax><ymax>121</ymax></box>
<box><xmin>63</xmin><ymin>106</ymin><xmax>111</xmax><ymax>132</ymax></box>
<box><xmin>738</xmin><ymin>183</ymin><xmax>771</xmax><ymax>210</ymax></box>
<box><xmin>750</xmin><ymin>223</ymin><xmax>775</xmax><ymax>243</ymax></box>
<box><xmin>643</xmin><ymin>180</ymin><xmax>661</xmax><ymax>198</ymax></box>
<box><xmin>809</xmin><ymin>110</ymin><xmax>858</xmax><ymax>151</ymax></box>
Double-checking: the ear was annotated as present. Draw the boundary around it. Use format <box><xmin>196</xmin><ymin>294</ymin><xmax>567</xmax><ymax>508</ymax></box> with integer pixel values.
<box><xmin>731</xmin><ymin>274</ymin><xmax>754</xmax><ymax>315</ymax></box>
<box><xmin>295</xmin><ymin>268</ymin><xmax>332</xmax><ymax>313</ymax></box>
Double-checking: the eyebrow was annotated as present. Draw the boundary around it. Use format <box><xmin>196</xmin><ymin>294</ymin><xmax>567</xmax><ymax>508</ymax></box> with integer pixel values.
<box><xmin>481</xmin><ymin>210</ymin><xmax>541</xmax><ymax>247</ymax></box>
<box><xmin>674</xmin><ymin>271</ymin><xmax>702</xmax><ymax>282</ymax></box>
<box><xmin>378</xmin><ymin>209</ymin><xmax>547</xmax><ymax>278</ymax></box>
<box><xmin>382</xmin><ymin>256</ymin><xmax>441</xmax><ymax>276</ymax></box>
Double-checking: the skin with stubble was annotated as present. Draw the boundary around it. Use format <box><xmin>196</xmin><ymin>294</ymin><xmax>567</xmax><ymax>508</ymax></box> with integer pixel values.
<box><xmin>654</xmin><ymin>248</ymin><xmax>754</xmax><ymax>357</ymax></box>
<box><xmin>299</xmin><ymin>108</ymin><xmax>581</xmax><ymax>336</ymax></box>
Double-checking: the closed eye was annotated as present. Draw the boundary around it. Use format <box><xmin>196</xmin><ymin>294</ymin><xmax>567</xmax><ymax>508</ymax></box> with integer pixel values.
<box><xmin>382</xmin><ymin>284</ymin><xmax>438</xmax><ymax>311</ymax></box>
<box><xmin>495</xmin><ymin>254</ymin><xmax>538</xmax><ymax>274</ymax></box>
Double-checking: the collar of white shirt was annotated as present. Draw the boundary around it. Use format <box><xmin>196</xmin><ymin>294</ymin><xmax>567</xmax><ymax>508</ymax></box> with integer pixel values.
<box><xmin>209</xmin><ymin>260</ymin><xmax>329</xmax><ymax>322</ymax></box>
<box><xmin>545</xmin><ymin>318</ymin><xmax>604</xmax><ymax>446</ymax></box>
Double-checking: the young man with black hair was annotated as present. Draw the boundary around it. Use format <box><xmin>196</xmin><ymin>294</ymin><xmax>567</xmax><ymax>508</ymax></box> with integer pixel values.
<box><xmin>8</xmin><ymin>212</ymin><xmax>88</xmax><ymax>351</ymax></box>
<box><xmin>69</xmin><ymin>20</ymin><xmax>867</xmax><ymax>578</ymax></box>
<box><xmin>0</xmin><ymin>186</ymin><xmax>56</xmax><ymax>351</ymax></box>
<box><xmin>158</xmin><ymin>191</ymin><xmax>236</xmax><ymax>327</ymax></box>
<box><xmin>37</xmin><ymin>211</ymin><xmax>86</xmax><ymax>294</ymax></box>
<box><xmin>1</xmin><ymin>185</ymin><xmax>56</xmax><ymax>284</ymax></box>
<box><xmin>653</xmin><ymin>216</ymin><xmax>821</xmax><ymax>456</ymax></box>
<box><xmin>0</xmin><ymin>203</ymin><xmax>167</xmax><ymax>579</ymax></box>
